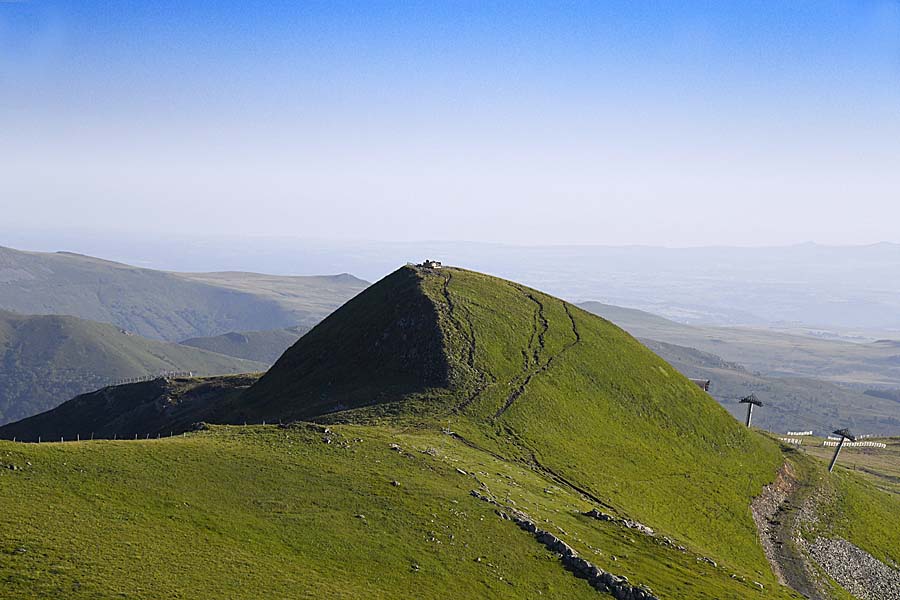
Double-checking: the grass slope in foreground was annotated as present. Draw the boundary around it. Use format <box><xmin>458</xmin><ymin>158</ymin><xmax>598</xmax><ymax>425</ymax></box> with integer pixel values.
<box><xmin>0</xmin><ymin>426</ymin><xmax>793</xmax><ymax>600</ymax></box>
<box><xmin>3</xmin><ymin>266</ymin><xmax>898</xmax><ymax>598</ymax></box>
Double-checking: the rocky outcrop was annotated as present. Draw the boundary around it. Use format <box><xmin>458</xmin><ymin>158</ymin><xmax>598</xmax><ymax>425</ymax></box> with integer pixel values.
<box><xmin>807</xmin><ymin>538</ymin><xmax>900</xmax><ymax>600</ymax></box>
<box><xmin>584</xmin><ymin>508</ymin><xmax>686</xmax><ymax>553</ymax></box>
<box><xmin>584</xmin><ymin>509</ymin><xmax>655</xmax><ymax>537</ymax></box>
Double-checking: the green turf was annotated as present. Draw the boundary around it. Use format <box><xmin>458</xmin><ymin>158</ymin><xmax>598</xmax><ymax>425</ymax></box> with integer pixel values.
<box><xmin>2</xmin><ymin>265</ymin><xmax>897</xmax><ymax>598</ymax></box>
<box><xmin>0</xmin><ymin>425</ymin><xmax>801</xmax><ymax>600</ymax></box>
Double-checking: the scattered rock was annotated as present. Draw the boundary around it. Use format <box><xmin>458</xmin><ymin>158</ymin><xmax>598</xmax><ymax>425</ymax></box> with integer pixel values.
<box><xmin>584</xmin><ymin>509</ymin><xmax>654</xmax><ymax>536</ymax></box>
<box><xmin>471</xmin><ymin>494</ymin><xmax>659</xmax><ymax>599</ymax></box>
<box><xmin>807</xmin><ymin>537</ymin><xmax>900</xmax><ymax>600</ymax></box>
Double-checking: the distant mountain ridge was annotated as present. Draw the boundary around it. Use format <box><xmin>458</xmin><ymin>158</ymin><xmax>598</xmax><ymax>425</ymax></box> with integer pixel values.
<box><xmin>580</xmin><ymin>301</ymin><xmax>900</xmax><ymax>388</ymax></box>
<box><xmin>580</xmin><ymin>302</ymin><xmax>900</xmax><ymax>435</ymax></box>
<box><xmin>180</xmin><ymin>326</ymin><xmax>309</xmax><ymax>364</ymax></box>
<box><xmin>0</xmin><ymin>245</ymin><xmax>368</xmax><ymax>342</ymax></box>
<box><xmin>0</xmin><ymin>309</ymin><xmax>265</xmax><ymax>425</ymax></box>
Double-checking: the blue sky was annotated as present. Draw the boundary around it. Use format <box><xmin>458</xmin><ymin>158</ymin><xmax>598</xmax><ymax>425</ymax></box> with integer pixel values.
<box><xmin>2</xmin><ymin>1</ymin><xmax>899</xmax><ymax>246</ymax></box>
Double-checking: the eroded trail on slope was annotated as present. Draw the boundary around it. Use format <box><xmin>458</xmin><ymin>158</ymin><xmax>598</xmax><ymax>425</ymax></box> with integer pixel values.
<box><xmin>493</xmin><ymin>290</ymin><xmax>581</xmax><ymax>419</ymax></box>
<box><xmin>751</xmin><ymin>461</ymin><xmax>825</xmax><ymax>599</ymax></box>
<box><xmin>441</xmin><ymin>272</ymin><xmax>494</xmax><ymax>412</ymax></box>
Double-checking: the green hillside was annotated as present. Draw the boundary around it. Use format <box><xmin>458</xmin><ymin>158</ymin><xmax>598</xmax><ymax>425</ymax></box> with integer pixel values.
<box><xmin>0</xmin><ymin>310</ymin><xmax>265</xmax><ymax>425</ymax></box>
<box><xmin>180</xmin><ymin>326</ymin><xmax>308</xmax><ymax>364</ymax></box>
<box><xmin>2</xmin><ymin>265</ymin><xmax>898</xmax><ymax>599</ymax></box>
<box><xmin>0</xmin><ymin>245</ymin><xmax>367</xmax><ymax>341</ymax></box>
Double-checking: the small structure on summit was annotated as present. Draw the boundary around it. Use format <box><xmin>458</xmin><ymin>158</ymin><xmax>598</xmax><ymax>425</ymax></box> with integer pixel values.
<box><xmin>828</xmin><ymin>428</ymin><xmax>856</xmax><ymax>473</ymax></box>
<box><xmin>738</xmin><ymin>394</ymin><xmax>763</xmax><ymax>427</ymax></box>
<box><xmin>419</xmin><ymin>259</ymin><xmax>442</xmax><ymax>269</ymax></box>
<box><xmin>689</xmin><ymin>378</ymin><xmax>711</xmax><ymax>392</ymax></box>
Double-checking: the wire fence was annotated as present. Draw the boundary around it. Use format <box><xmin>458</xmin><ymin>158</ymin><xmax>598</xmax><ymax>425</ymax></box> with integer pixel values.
<box><xmin>6</xmin><ymin>419</ymin><xmax>281</xmax><ymax>444</ymax></box>
<box><xmin>108</xmin><ymin>370</ymin><xmax>195</xmax><ymax>387</ymax></box>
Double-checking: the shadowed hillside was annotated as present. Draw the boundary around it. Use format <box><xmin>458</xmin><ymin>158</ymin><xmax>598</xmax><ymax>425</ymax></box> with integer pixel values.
<box><xmin>0</xmin><ymin>375</ymin><xmax>259</xmax><ymax>441</ymax></box>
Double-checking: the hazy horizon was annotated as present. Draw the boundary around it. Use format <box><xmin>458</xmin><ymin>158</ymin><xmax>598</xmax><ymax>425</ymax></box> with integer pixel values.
<box><xmin>8</xmin><ymin>231</ymin><xmax>900</xmax><ymax>333</ymax></box>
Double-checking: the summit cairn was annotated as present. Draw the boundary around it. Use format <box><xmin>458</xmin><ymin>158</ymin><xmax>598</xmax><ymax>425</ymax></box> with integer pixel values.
<box><xmin>418</xmin><ymin>259</ymin><xmax>442</xmax><ymax>269</ymax></box>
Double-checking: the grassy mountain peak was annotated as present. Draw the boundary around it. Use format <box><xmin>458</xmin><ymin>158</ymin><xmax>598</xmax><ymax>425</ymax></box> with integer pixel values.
<box><xmin>221</xmin><ymin>265</ymin><xmax>786</xmax><ymax>569</ymax></box>
<box><xmin>3</xmin><ymin>264</ymin><xmax>899</xmax><ymax>599</ymax></box>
